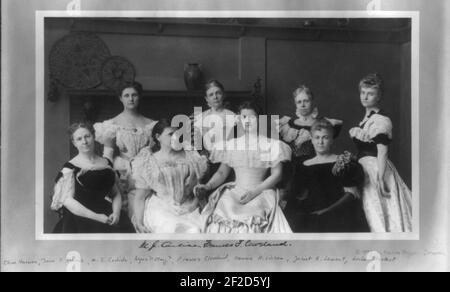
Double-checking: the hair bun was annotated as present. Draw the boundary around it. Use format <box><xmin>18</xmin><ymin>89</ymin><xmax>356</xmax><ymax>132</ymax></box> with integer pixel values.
<box><xmin>359</xmin><ymin>73</ymin><xmax>384</xmax><ymax>92</ymax></box>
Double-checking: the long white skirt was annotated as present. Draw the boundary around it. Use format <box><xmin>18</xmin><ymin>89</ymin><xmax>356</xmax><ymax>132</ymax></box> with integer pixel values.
<box><xmin>359</xmin><ymin>157</ymin><xmax>413</xmax><ymax>233</ymax></box>
<box><xmin>202</xmin><ymin>183</ymin><xmax>292</xmax><ymax>234</ymax></box>
<box><xmin>143</xmin><ymin>195</ymin><xmax>205</xmax><ymax>234</ymax></box>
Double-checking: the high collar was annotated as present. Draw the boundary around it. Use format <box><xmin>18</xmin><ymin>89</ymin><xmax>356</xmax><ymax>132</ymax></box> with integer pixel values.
<box><xmin>360</xmin><ymin>109</ymin><xmax>383</xmax><ymax>127</ymax></box>
<box><xmin>295</xmin><ymin>107</ymin><xmax>319</xmax><ymax>120</ymax></box>
<box><xmin>366</xmin><ymin>109</ymin><xmax>381</xmax><ymax>119</ymax></box>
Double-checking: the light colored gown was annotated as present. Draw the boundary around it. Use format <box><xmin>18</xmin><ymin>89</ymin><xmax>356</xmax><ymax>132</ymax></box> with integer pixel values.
<box><xmin>94</xmin><ymin>119</ymin><xmax>157</xmax><ymax>213</ymax></box>
<box><xmin>131</xmin><ymin>148</ymin><xmax>209</xmax><ymax>233</ymax></box>
<box><xmin>193</xmin><ymin>108</ymin><xmax>236</xmax><ymax>152</ymax></box>
<box><xmin>202</xmin><ymin>136</ymin><xmax>293</xmax><ymax>233</ymax></box>
<box><xmin>350</xmin><ymin>112</ymin><xmax>412</xmax><ymax>233</ymax></box>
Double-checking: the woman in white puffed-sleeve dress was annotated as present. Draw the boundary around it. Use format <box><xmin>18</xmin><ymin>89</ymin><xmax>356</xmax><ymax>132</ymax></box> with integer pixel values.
<box><xmin>196</xmin><ymin>102</ymin><xmax>293</xmax><ymax>233</ymax></box>
<box><xmin>94</xmin><ymin>82</ymin><xmax>157</xmax><ymax>222</ymax></box>
<box><xmin>349</xmin><ymin>73</ymin><xmax>412</xmax><ymax>233</ymax></box>
<box><xmin>131</xmin><ymin>120</ymin><xmax>209</xmax><ymax>233</ymax></box>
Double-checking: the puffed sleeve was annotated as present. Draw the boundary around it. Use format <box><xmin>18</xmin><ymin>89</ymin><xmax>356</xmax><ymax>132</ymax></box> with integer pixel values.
<box><xmin>276</xmin><ymin>116</ymin><xmax>289</xmax><ymax>129</ymax></box>
<box><xmin>267</xmin><ymin>140</ymin><xmax>292</xmax><ymax>167</ymax></box>
<box><xmin>209</xmin><ymin>144</ymin><xmax>230</xmax><ymax>165</ymax></box>
<box><xmin>278</xmin><ymin>116</ymin><xmax>298</xmax><ymax>143</ymax></box>
<box><xmin>368</xmin><ymin>115</ymin><xmax>393</xmax><ymax>144</ymax></box>
<box><xmin>186</xmin><ymin>151</ymin><xmax>209</xmax><ymax>180</ymax></box>
<box><xmin>51</xmin><ymin>168</ymin><xmax>75</xmax><ymax>211</ymax></box>
<box><xmin>144</xmin><ymin>121</ymin><xmax>158</xmax><ymax>150</ymax></box>
<box><xmin>131</xmin><ymin>148</ymin><xmax>154</xmax><ymax>190</ymax></box>
<box><xmin>224</xmin><ymin>109</ymin><xmax>237</xmax><ymax>127</ymax></box>
<box><xmin>93</xmin><ymin>120</ymin><xmax>118</xmax><ymax>145</ymax></box>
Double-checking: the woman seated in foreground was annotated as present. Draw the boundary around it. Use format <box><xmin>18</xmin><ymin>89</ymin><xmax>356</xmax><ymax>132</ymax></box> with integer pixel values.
<box><xmin>196</xmin><ymin>102</ymin><xmax>293</xmax><ymax>233</ymax></box>
<box><xmin>285</xmin><ymin>119</ymin><xmax>369</xmax><ymax>233</ymax></box>
<box><xmin>132</xmin><ymin>119</ymin><xmax>209</xmax><ymax>233</ymax></box>
<box><xmin>51</xmin><ymin>122</ymin><xmax>134</xmax><ymax>233</ymax></box>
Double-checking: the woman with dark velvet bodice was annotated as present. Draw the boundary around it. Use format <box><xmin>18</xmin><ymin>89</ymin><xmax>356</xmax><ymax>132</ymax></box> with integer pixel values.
<box><xmin>51</xmin><ymin>123</ymin><xmax>134</xmax><ymax>234</ymax></box>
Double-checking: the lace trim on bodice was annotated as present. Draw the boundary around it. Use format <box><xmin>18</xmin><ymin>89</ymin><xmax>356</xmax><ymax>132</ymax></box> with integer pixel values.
<box><xmin>209</xmin><ymin>137</ymin><xmax>292</xmax><ymax>169</ymax></box>
<box><xmin>132</xmin><ymin>148</ymin><xmax>209</xmax><ymax>204</ymax></box>
<box><xmin>94</xmin><ymin>119</ymin><xmax>157</xmax><ymax>158</ymax></box>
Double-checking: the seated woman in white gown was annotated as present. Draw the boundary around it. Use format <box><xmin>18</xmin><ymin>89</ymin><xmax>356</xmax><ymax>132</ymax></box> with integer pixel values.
<box><xmin>195</xmin><ymin>102</ymin><xmax>293</xmax><ymax>233</ymax></box>
<box><xmin>131</xmin><ymin>120</ymin><xmax>209</xmax><ymax>233</ymax></box>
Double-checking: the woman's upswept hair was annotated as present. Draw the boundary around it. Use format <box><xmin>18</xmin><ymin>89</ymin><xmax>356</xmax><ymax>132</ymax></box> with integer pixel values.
<box><xmin>310</xmin><ymin>118</ymin><xmax>334</xmax><ymax>137</ymax></box>
<box><xmin>292</xmin><ymin>85</ymin><xmax>314</xmax><ymax>101</ymax></box>
<box><xmin>238</xmin><ymin>100</ymin><xmax>262</xmax><ymax>116</ymax></box>
<box><xmin>151</xmin><ymin>119</ymin><xmax>173</xmax><ymax>153</ymax></box>
<box><xmin>204</xmin><ymin>79</ymin><xmax>225</xmax><ymax>94</ymax></box>
<box><xmin>68</xmin><ymin>122</ymin><xmax>95</xmax><ymax>141</ymax></box>
<box><xmin>116</xmin><ymin>81</ymin><xmax>144</xmax><ymax>98</ymax></box>
<box><xmin>359</xmin><ymin>73</ymin><xmax>384</xmax><ymax>94</ymax></box>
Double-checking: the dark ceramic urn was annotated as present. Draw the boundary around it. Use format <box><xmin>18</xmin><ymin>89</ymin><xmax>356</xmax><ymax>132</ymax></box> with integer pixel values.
<box><xmin>184</xmin><ymin>63</ymin><xmax>204</xmax><ymax>91</ymax></box>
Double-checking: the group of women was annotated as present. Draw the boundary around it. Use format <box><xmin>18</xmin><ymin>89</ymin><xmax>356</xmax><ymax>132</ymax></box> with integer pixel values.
<box><xmin>50</xmin><ymin>73</ymin><xmax>413</xmax><ymax>234</ymax></box>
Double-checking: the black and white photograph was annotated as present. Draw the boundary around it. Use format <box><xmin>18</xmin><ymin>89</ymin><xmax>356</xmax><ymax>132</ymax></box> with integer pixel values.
<box><xmin>40</xmin><ymin>15</ymin><xmax>416</xmax><ymax>238</ymax></box>
<box><xmin>1</xmin><ymin>0</ymin><xmax>449</xmax><ymax>273</ymax></box>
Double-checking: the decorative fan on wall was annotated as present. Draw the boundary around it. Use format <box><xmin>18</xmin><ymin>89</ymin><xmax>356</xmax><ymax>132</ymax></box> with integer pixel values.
<box><xmin>100</xmin><ymin>56</ymin><xmax>136</xmax><ymax>92</ymax></box>
<box><xmin>49</xmin><ymin>32</ymin><xmax>111</xmax><ymax>90</ymax></box>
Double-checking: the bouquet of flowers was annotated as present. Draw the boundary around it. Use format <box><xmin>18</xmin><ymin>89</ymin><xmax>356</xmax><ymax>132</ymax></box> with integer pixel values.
<box><xmin>332</xmin><ymin>151</ymin><xmax>358</xmax><ymax>177</ymax></box>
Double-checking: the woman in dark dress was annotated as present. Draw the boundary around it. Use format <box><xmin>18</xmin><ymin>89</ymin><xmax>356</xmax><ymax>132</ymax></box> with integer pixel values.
<box><xmin>51</xmin><ymin>123</ymin><xmax>134</xmax><ymax>233</ymax></box>
<box><xmin>277</xmin><ymin>85</ymin><xmax>343</xmax><ymax>208</ymax></box>
<box><xmin>285</xmin><ymin>119</ymin><xmax>369</xmax><ymax>233</ymax></box>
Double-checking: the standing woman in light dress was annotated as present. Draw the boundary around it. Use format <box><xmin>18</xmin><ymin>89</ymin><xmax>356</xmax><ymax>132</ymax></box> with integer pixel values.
<box><xmin>196</xmin><ymin>102</ymin><xmax>293</xmax><ymax>233</ymax></box>
<box><xmin>349</xmin><ymin>73</ymin><xmax>412</xmax><ymax>232</ymax></box>
<box><xmin>192</xmin><ymin>80</ymin><xmax>237</xmax><ymax>191</ymax></box>
<box><xmin>94</xmin><ymin>82</ymin><xmax>157</xmax><ymax>222</ymax></box>
<box><xmin>131</xmin><ymin>119</ymin><xmax>209</xmax><ymax>233</ymax></box>
<box><xmin>193</xmin><ymin>80</ymin><xmax>236</xmax><ymax>154</ymax></box>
